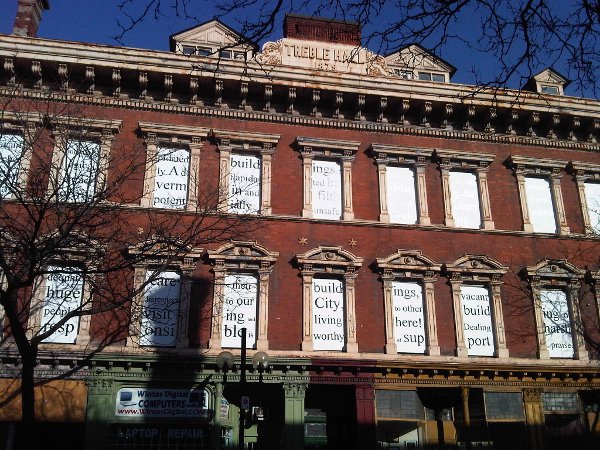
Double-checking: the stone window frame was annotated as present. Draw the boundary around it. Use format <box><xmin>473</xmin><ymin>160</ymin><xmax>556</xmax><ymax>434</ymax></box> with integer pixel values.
<box><xmin>296</xmin><ymin>137</ymin><xmax>360</xmax><ymax>220</ymax></box>
<box><xmin>523</xmin><ymin>259</ymin><xmax>588</xmax><ymax>361</ymax></box>
<box><xmin>370</xmin><ymin>144</ymin><xmax>431</xmax><ymax>225</ymax></box>
<box><xmin>587</xmin><ymin>269</ymin><xmax>600</xmax><ymax>336</ymax></box>
<box><xmin>28</xmin><ymin>239</ymin><xmax>101</xmax><ymax>348</ymax></box>
<box><xmin>126</xmin><ymin>241</ymin><xmax>203</xmax><ymax>349</ymax></box>
<box><xmin>0</xmin><ymin>111</ymin><xmax>41</xmax><ymax>199</ymax></box>
<box><xmin>214</xmin><ymin>130</ymin><xmax>280</xmax><ymax>215</ymax></box>
<box><xmin>294</xmin><ymin>246</ymin><xmax>363</xmax><ymax>353</ymax></box>
<box><xmin>434</xmin><ymin>149</ymin><xmax>495</xmax><ymax>229</ymax></box>
<box><xmin>569</xmin><ymin>161</ymin><xmax>600</xmax><ymax>234</ymax></box>
<box><xmin>507</xmin><ymin>156</ymin><xmax>570</xmax><ymax>234</ymax></box>
<box><xmin>139</xmin><ymin>122</ymin><xmax>210</xmax><ymax>212</ymax></box>
<box><xmin>207</xmin><ymin>241</ymin><xmax>278</xmax><ymax>351</ymax></box>
<box><xmin>50</xmin><ymin>118</ymin><xmax>121</xmax><ymax>202</ymax></box>
<box><xmin>444</xmin><ymin>254</ymin><xmax>510</xmax><ymax>358</ymax></box>
<box><xmin>375</xmin><ymin>250</ymin><xmax>441</xmax><ymax>355</ymax></box>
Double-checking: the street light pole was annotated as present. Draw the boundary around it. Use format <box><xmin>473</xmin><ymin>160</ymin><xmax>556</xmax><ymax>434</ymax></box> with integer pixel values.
<box><xmin>239</xmin><ymin>327</ymin><xmax>247</xmax><ymax>450</ymax></box>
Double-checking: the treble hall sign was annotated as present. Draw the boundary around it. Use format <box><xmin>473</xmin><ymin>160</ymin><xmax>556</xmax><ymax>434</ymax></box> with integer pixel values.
<box><xmin>255</xmin><ymin>38</ymin><xmax>393</xmax><ymax>76</ymax></box>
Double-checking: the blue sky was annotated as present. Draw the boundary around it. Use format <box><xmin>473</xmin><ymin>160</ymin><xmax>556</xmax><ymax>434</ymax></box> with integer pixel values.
<box><xmin>0</xmin><ymin>1</ymin><xmax>588</xmax><ymax>97</ymax></box>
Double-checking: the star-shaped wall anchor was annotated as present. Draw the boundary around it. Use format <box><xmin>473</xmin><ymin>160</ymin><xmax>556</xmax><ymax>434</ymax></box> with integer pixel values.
<box><xmin>299</xmin><ymin>237</ymin><xmax>308</xmax><ymax>245</ymax></box>
<box><xmin>348</xmin><ymin>239</ymin><xmax>357</xmax><ymax>247</ymax></box>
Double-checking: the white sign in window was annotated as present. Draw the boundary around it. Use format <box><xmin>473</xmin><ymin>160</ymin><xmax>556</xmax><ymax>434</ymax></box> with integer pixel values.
<box><xmin>524</xmin><ymin>177</ymin><xmax>556</xmax><ymax>233</ymax></box>
<box><xmin>540</xmin><ymin>289</ymin><xmax>574</xmax><ymax>358</ymax></box>
<box><xmin>312</xmin><ymin>278</ymin><xmax>345</xmax><ymax>351</ymax></box>
<box><xmin>387</xmin><ymin>166</ymin><xmax>418</xmax><ymax>224</ymax></box>
<box><xmin>153</xmin><ymin>147</ymin><xmax>190</xmax><ymax>209</ymax></box>
<box><xmin>115</xmin><ymin>387</ymin><xmax>210</xmax><ymax>417</ymax></box>
<box><xmin>584</xmin><ymin>182</ymin><xmax>600</xmax><ymax>233</ymax></box>
<box><xmin>229</xmin><ymin>154</ymin><xmax>261</xmax><ymax>214</ymax></box>
<box><xmin>40</xmin><ymin>267</ymin><xmax>84</xmax><ymax>344</ymax></box>
<box><xmin>461</xmin><ymin>285</ymin><xmax>495</xmax><ymax>356</ymax></box>
<box><xmin>59</xmin><ymin>140</ymin><xmax>100</xmax><ymax>202</ymax></box>
<box><xmin>0</xmin><ymin>134</ymin><xmax>23</xmax><ymax>198</ymax></box>
<box><xmin>312</xmin><ymin>160</ymin><xmax>342</xmax><ymax>220</ymax></box>
<box><xmin>449</xmin><ymin>171</ymin><xmax>481</xmax><ymax>228</ymax></box>
<box><xmin>140</xmin><ymin>271</ymin><xmax>181</xmax><ymax>347</ymax></box>
<box><xmin>392</xmin><ymin>281</ymin><xmax>426</xmax><ymax>353</ymax></box>
<box><xmin>221</xmin><ymin>274</ymin><xmax>258</xmax><ymax>348</ymax></box>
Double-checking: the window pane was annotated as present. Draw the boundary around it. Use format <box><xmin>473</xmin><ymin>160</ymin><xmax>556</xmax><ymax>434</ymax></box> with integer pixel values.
<box><xmin>40</xmin><ymin>268</ymin><xmax>84</xmax><ymax>344</ymax></box>
<box><xmin>59</xmin><ymin>140</ymin><xmax>100</xmax><ymax>202</ymax></box>
<box><xmin>524</xmin><ymin>177</ymin><xmax>556</xmax><ymax>233</ymax></box>
<box><xmin>197</xmin><ymin>47</ymin><xmax>212</xmax><ymax>56</ymax></box>
<box><xmin>449</xmin><ymin>171</ymin><xmax>481</xmax><ymax>228</ymax></box>
<box><xmin>229</xmin><ymin>153</ymin><xmax>261</xmax><ymax>214</ymax></box>
<box><xmin>312</xmin><ymin>279</ymin><xmax>344</xmax><ymax>350</ymax></box>
<box><xmin>461</xmin><ymin>285</ymin><xmax>495</xmax><ymax>356</ymax></box>
<box><xmin>584</xmin><ymin>181</ymin><xmax>600</xmax><ymax>233</ymax></box>
<box><xmin>219</xmin><ymin>50</ymin><xmax>232</xmax><ymax>59</ymax></box>
<box><xmin>418</xmin><ymin>72</ymin><xmax>432</xmax><ymax>81</ymax></box>
<box><xmin>386</xmin><ymin>166</ymin><xmax>418</xmax><ymax>224</ymax></box>
<box><xmin>376</xmin><ymin>390</ymin><xmax>425</xmax><ymax>419</ymax></box>
<box><xmin>392</xmin><ymin>281</ymin><xmax>426</xmax><ymax>353</ymax></box>
<box><xmin>541</xmin><ymin>85</ymin><xmax>559</xmax><ymax>95</ymax></box>
<box><xmin>540</xmin><ymin>289</ymin><xmax>574</xmax><ymax>358</ymax></box>
<box><xmin>153</xmin><ymin>147</ymin><xmax>190</xmax><ymax>209</ymax></box>
<box><xmin>182</xmin><ymin>46</ymin><xmax>195</xmax><ymax>55</ymax></box>
<box><xmin>542</xmin><ymin>392</ymin><xmax>579</xmax><ymax>412</ymax></box>
<box><xmin>222</xmin><ymin>274</ymin><xmax>258</xmax><ymax>348</ymax></box>
<box><xmin>312</xmin><ymin>160</ymin><xmax>342</xmax><ymax>220</ymax></box>
<box><xmin>0</xmin><ymin>134</ymin><xmax>23</xmax><ymax>199</ymax></box>
<box><xmin>432</xmin><ymin>74</ymin><xmax>445</xmax><ymax>82</ymax></box>
<box><xmin>484</xmin><ymin>392</ymin><xmax>525</xmax><ymax>420</ymax></box>
<box><xmin>140</xmin><ymin>271</ymin><xmax>181</xmax><ymax>346</ymax></box>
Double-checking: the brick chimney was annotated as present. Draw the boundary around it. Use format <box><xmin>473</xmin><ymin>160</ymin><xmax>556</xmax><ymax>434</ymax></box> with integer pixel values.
<box><xmin>13</xmin><ymin>0</ymin><xmax>50</xmax><ymax>37</ymax></box>
<box><xmin>284</xmin><ymin>14</ymin><xmax>361</xmax><ymax>46</ymax></box>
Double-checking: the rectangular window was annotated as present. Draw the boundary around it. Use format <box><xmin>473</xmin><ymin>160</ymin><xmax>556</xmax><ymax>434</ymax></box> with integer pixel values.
<box><xmin>392</xmin><ymin>281</ymin><xmax>426</xmax><ymax>353</ymax></box>
<box><xmin>432</xmin><ymin>74</ymin><xmax>445</xmax><ymax>82</ymax></box>
<box><xmin>375</xmin><ymin>390</ymin><xmax>425</xmax><ymax>419</ymax></box>
<box><xmin>584</xmin><ymin>182</ymin><xmax>600</xmax><ymax>233</ymax></box>
<box><xmin>542</xmin><ymin>392</ymin><xmax>579</xmax><ymax>412</ymax></box>
<box><xmin>153</xmin><ymin>147</ymin><xmax>190</xmax><ymax>209</ymax></box>
<box><xmin>312</xmin><ymin>278</ymin><xmax>344</xmax><ymax>350</ymax></box>
<box><xmin>0</xmin><ymin>133</ymin><xmax>23</xmax><ymax>199</ymax></box>
<box><xmin>524</xmin><ymin>177</ymin><xmax>556</xmax><ymax>233</ymax></box>
<box><xmin>220</xmin><ymin>50</ymin><xmax>232</xmax><ymax>59</ymax></box>
<box><xmin>140</xmin><ymin>271</ymin><xmax>181</xmax><ymax>347</ymax></box>
<box><xmin>386</xmin><ymin>166</ymin><xmax>418</xmax><ymax>224</ymax></box>
<box><xmin>58</xmin><ymin>140</ymin><xmax>100</xmax><ymax>202</ymax></box>
<box><xmin>182</xmin><ymin>46</ymin><xmax>195</xmax><ymax>55</ymax></box>
<box><xmin>461</xmin><ymin>285</ymin><xmax>495</xmax><ymax>356</ymax></box>
<box><xmin>449</xmin><ymin>171</ymin><xmax>481</xmax><ymax>228</ymax></box>
<box><xmin>221</xmin><ymin>274</ymin><xmax>258</xmax><ymax>348</ymax></box>
<box><xmin>541</xmin><ymin>85</ymin><xmax>559</xmax><ymax>95</ymax></box>
<box><xmin>540</xmin><ymin>289</ymin><xmax>573</xmax><ymax>358</ymax></box>
<box><xmin>229</xmin><ymin>154</ymin><xmax>261</xmax><ymax>214</ymax></box>
<box><xmin>418</xmin><ymin>72</ymin><xmax>432</xmax><ymax>81</ymax></box>
<box><xmin>312</xmin><ymin>160</ymin><xmax>342</xmax><ymax>220</ymax></box>
<box><xmin>40</xmin><ymin>268</ymin><xmax>84</xmax><ymax>344</ymax></box>
<box><xmin>484</xmin><ymin>392</ymin><xmax>525</xmax><ymax>420</ymax></box>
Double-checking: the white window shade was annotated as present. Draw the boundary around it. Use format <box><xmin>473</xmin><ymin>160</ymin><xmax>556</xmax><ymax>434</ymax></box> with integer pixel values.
<box><xmin>386</xmin><ymin>166</ymin><xmax>418</xmax><ymax>224</ymax></box>
<box><xmin>584</xmin><ymin>182</ymin><xmax>600</xmax><ymax>233</ymax></box>
<box><xmin>0</xmin><ymin>134</ymin><xmax>23</xmax><ymax>199</ymax></box>
<box><xmin>311</xmin><ymin>278</ymin><xmax>345</xmax><ymax>350</ymax></box>
<box><xmin>449</xmin><ymin>171</ymin><xmax>481</xmax><ymax>228</ymax></box>
<box><xmin>540</xmin><ymin>289</ymin><xmax>574</xmax><ymax>358</ymax></box>
<box><xmin>312</xmin><ymin>160</ymin><xmax>342</xmax><ymax>220</ymax></box>
<box><xmin>524</xmin><ymin>177</ymin><xmax>557</xmax><ymax>233</ymax></box>
<box><xmin>59</xmin><ymin>140</ymin><xmax>100</xmax><ymax>202</ymax></box>
<box><xmin>153</xmin><ymin>147</ymin><xmax>190</xmax><ymax>209</ymax></box>
<box><xmin>140</xmin><ymin>271</ymin><xmax>181</xmax><ymax>347</ymax></box>
<box><xmin>461</xmin><ymin>285</ymin><xmax>495</xmax><ymax>356</ymax></box>
<box><xmin>392</xmin><ymin>281</ymin><xmax>426</xmax><ymax>353</ymax></box>
<box><xmin>229</xmin><ymin>154</ymin><xmax>261</xmax><ymax>214</ymax></box>
<box><xmin>221</xmin><ymin>274</ymin><xmax>258</xmax><ymax>348</ymax></box>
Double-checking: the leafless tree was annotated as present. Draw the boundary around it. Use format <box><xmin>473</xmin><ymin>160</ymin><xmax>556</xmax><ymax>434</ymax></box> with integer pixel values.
<box><xmin>0</xmin><ymin>86</ymin><xmax>260</xmax><ymax>446</ymax></box>
<box><xmin>113</xmin><ymin>0</ymin><xmax>600</xmax><ymax>97</ymax></box>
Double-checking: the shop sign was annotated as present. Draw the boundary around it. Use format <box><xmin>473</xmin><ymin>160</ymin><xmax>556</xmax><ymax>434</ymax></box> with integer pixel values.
<box><xmin>115</xmin><ymin>388</ymin><xmax>210</xmax><ymax>417</ymax></box>
<box><xmin>449</xmin><ymin>171</ymin><xmax>481</xmax><ymax>229</ymax></box>
<box><xmin>312</xmin><ymin>279</ymin><xmax>344</xmax><ymax>350</ymax></box>
<box><xmin>387</xmin><ymin>166</ymin><xmax>417</xmax><ymax>224</ymax></box>
<box><xmin>153</xmin><ymin>147</ymin><xmax>190</xmax><ymax>209</ymax></box>
<box><xmin>219</xmin><ymin>398</ymin><xmax>230</xmax><ymax>419</ymax></box>
<box><xmin>461</xmin><ymin>285</ymin><xmax>495</xmax><ymax>356</ymax></box>
<box><xmin>392</xmin><ymin>281</ymin><xmax>426</xmax><ymax>353</ymax></box>
<box><xmin>312</xmin><ymin>160</ymin><xmax>342</xmax><ymax>220</ymax></box>
<box><xmin>140</xmin><ymin>271</ymin><xmax>180</xmax><ymax>347</ymax></box>
<box><xmin>229</xmin><ymin>154</ymin><xmax>261</xmax><ymax>214</ymax></box>
<box><xmin>221</xmin><ymin>274</ymin><xmax>258</xmax><ymax>348</ymax></box>
<box><xmin>541</xmin><ymin>289</ymin><xmax>574</xmax><ymax>358</ymax></box>
<box><xmin>0</xmin><ymin>134</ymin><xmax>22</xmax><ymax>198</ymax></box>
<box><xmin>111</xmin><ymin>425</ymin><xmax>205</xmax><ymax>441</ymax></box>
<box><xmin>40</xmin><ymin>267</ymin><xmax>84</xmax><ymax>344</ymax></box>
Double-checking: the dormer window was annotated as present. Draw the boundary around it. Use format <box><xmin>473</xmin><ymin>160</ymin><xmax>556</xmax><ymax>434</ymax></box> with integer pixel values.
<box><xmin>418</xmin><ymin>72</ymin><xmax>445</xmax><ymax>82</ymax></box>
<box><xmin>541</xmin><ymin>85</ymin><xmax>559</xmax><ymax>95</ymax></box>
<box><xmin>523</xmin><ymin>68</ymin><xmax>569</xmax><ymax>96</ymax></box>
